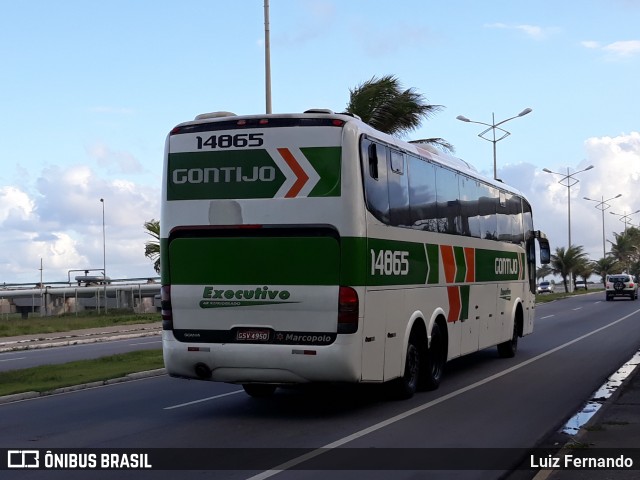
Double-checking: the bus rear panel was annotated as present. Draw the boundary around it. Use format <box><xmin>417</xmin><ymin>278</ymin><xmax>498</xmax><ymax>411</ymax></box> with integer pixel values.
<box><xmin>161</xmin><ymin>112</ymin><xmax>365</xmax><ymax>385</ymax></box>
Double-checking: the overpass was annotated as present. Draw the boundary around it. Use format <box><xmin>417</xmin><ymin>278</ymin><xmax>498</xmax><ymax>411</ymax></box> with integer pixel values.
<box><xmin>0</xmin><ymin>277</ymin><xmax>161</xmax><ymax>318</ymax></box>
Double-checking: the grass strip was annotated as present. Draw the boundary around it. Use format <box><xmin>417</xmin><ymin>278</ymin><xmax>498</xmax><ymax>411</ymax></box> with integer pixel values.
<box><xmin>535</xmin><ymin>288</ymin><xmax>603</xmax><ymax>304</ymax></box>
<box><xmin>0</xmin><ymin>311</ymin><xmax>160</xmax><ymax>338</ymax></box>
<box><xmin>0</xmin><ymin>349</ymin><xmax>164</xmax><ymax>397</ymax></box>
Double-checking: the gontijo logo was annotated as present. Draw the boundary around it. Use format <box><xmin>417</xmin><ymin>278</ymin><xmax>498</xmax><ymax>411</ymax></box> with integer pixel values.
<box><xmin>495</xmin><ymin>257</ymin><xmax>520</xmax><ymax>275</ymax></box>
<box><xmin>200</xmin><ymin>286</ymin><xmax>299</xmax><ymax>309</ymax></box>
<box><xmin>172</xmin><ymin>166</ymin><xmax>276</xmax><ymax>184</ymax></box>
<box><xmin>167</xmin><ymin>145</ymin><xmax>341</xmax><ymax>200</ymax></box>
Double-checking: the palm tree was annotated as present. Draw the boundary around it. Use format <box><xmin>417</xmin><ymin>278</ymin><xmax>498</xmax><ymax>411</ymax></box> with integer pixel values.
<box><xmin>591</xmin><ymin>256</ymin><xmax>620</xmax><ymax>286</ymax></box>
<box><xmin>144</xmin><ymin>219</ymin><xmax>160</xmax><ymax>274</ymax></box>
<box><xmin>573</xmin><ymin>259</ymin><xmax>594</xmax><ymax>289</ymax></box>
<box><xmin>609</xmin><ymin>227</ymin><xmax>640</xmax><ymax>275</ymax></box>
<box><xmin>550</xmin><ymin>245</ymin><xmax>589</xmax><ymax>293</ymax></box>
<box><xmin>345</xmin><ymin>75</ymin><xmax>454</xmax><ymax>152</ymax></box>
<box><xmin>536</xmin><ymin>265</ymin><xmax>553</xmax><ymax>281</ymax></box>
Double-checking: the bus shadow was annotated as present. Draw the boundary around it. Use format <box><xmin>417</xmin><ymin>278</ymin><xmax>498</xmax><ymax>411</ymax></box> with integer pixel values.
<box><xmin>204</xmin><ymin>348</ymin><xmax>517</xmax><ymax>420</ymax></box>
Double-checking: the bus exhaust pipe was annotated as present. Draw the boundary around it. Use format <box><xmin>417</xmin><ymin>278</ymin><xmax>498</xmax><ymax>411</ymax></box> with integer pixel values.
<box><xmin>194</xmin><ymin>363</ymin><xmax>212</xmax><ymax>380</ymax></box>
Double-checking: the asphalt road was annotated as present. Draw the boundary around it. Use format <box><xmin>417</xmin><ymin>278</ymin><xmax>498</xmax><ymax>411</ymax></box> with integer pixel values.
<box><xmin>2</xmin><ymin>292</ymin><xmax>640</xmax><ymax>480</ymax></box>
<box><xmin>0</xmin><ymin>336</ymin><xmax>162</xmax><ymax>372</ymax></box>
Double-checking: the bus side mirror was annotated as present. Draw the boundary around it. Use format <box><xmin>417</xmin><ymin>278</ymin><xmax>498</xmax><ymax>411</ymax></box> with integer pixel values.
<box><xmin>539</xmin><ymin>244</ymin><xmax>551</xmax><ymax>264</ymax></box>
<box><xmin>534</xmin><ymin>230</ymin><xmax>551</xmax><ymax>264</ymax></box>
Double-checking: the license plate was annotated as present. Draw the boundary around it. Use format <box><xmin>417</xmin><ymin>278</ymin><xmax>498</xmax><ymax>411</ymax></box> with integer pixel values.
<box><xmin>236</xmin><ymin>329</ymin><xmax>270</xmax><ymax>342</ymax></box>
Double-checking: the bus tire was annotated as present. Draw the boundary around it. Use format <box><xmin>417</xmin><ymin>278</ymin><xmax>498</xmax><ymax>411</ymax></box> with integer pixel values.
<box><xmin>423</xmin><ymin>322</ymin><xmax>446</xmax><ymax>391</ymax></box>
<box><xmin>391</xmin><ymin>339</ymin><xmax>421</xmax><ymax>399</ymax></box>
<box><xmin>242</xmin><ymin>384</ymin><xmax>277</xmax><ymax>398</ymax></box>
<box><xmin>498</xmin><ymin>321</ymin><xmax>519</xmax><ymax>358</ymax></box>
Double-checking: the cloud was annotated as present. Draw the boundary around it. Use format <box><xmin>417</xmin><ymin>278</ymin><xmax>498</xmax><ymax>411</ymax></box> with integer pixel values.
<box><xmin>356</xmin><ymin>22</ymin><xmax>432</xmax><ymax>56</ymax></box>
<box><xmin>272</xmin><ymin>0</ymin><xmax>336</xmax><ymax>47</ymax></box>
<box><xmin>484</xmin><ymin>22</ymin><xmax>557</xmax><ymax>40</ymax></box>
<box><xmin>500</xmin><ymin>132</ymin><xmax>640</xmax><ymax>267</ymax></box>
<box><xmin>0</xmin><ymin>186</ymin><xmax>35</xmax><ymax>224</ymax></box>
<box><xmin>87</xmin><ymin>142</ymin><xmax>144</xmax><ymax>174</ymax></box>
<box><xmin>581</xmin><ymin>39</ymin><xmax>640</xmax><ymax>58</ymax></box>
<box><xmin>1</xmin><ymin>164</ymin><xmax>160</xmax><ymax>284</ymax></box>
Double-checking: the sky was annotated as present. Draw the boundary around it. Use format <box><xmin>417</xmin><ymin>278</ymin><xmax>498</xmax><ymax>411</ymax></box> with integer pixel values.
<box><xmin>1</xmin><ymin>0</ymin><xmax>639</xmax><ymax>285</ymax></box>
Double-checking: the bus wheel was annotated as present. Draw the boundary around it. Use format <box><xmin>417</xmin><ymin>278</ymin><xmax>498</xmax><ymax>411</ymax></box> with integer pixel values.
<box><xmin>423</xmin><ymin>322</ymin><xmax>445</xmax><ymax>391</ymax></box>
<box><xmin>242</xmin><ymin>384</ymin><xmax>277</xmax><ymax>398</ymax></box>
<box><xmin>498</xmin><ymin>322</ymin><xmax>519</xmax><ymax>358</ymax></box>
<box><xmin>391</xmin><ymin>340</ymin><xmax>421</xmax><ymax>399</ymax></box>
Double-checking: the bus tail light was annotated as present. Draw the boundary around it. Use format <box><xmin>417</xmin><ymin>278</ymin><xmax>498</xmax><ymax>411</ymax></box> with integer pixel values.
<box><xmin>338</xmin><ymin>286</ymin><xmax>359</xmax><ymax>334</ymax></box>
<box><xmin>161</xmin><ymin>285</ymin><xmax>173</xmax><ymax>330</ymax></box>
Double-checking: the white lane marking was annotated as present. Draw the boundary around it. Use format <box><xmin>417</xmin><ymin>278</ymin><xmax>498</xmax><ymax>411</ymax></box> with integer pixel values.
<box><xmin>572</xmin><ymin>307</ymin><xmax>583</xmax><ymax>311</ymax></box>
<box><xmin>128</xmin><ymin>340</ymin><xmax>162</xmax><ymax>346</ymax></box>
<box><xmin>164</xmin><ymin>390</ymin><xmax>244</xmax><ymax>410</ymax></box>
<box><xmin>246</xmin><ymin>307</ymin><xmax>640</xmax><ymax>480</ymax></box>
<box><xmin>539</xmin><ymin>315</ymin><xmax>555</xmax><ymax>319</ymax></box>
<box><xmin>0</xmin><ymin>357</ymin><xmax>26</xmax><ymax>363</ymax></box>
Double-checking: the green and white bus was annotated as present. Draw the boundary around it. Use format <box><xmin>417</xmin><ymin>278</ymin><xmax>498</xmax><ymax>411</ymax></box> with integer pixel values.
<box><xmin>161</xmin><ymin>109</ymin><xmax>550</xmax><ymax>398</ymax></box>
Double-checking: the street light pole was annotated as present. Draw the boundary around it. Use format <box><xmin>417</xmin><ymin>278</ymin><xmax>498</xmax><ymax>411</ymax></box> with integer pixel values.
<box><xmin>583</xmin><ymin>194</ymin><xmax>622</xmax><ymax>258</ymax></box>
<box><xmin>542</xmin><ymin>165</ymin><xmax>594</xmax><ymax>248</ymax></box>
<box><xmin>264</xmin><ymin>0</ymin><xmax>272</xmax><ymax>114</ymax></box>
<box><xmin>456</xmin><ymin>108</ymin><xmax>532</xmax><ymax>180</ymax></box>
<box><xmin>610</xmin><ymin>209</ymin><xmax>640</xmax><ymax>233</ymax></box>
<box><xmin>100</xmin><ymin>198</ymin><xmax>107</xmax><ymax>314</ymax></box>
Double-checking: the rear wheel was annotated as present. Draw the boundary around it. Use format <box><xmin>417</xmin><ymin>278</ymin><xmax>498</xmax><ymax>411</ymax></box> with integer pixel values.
<box><xmin>422</xmin><ymin>322</ymin><xmax>446</xmax><ymax>391</ymax></box>
<box><xmin>391</xmin><ymin>339</ymin><xmax>421</xmax><ymax>399</ymax></box>
<box><xmin>498</xmin><ymin>321</ymin><xmax>519</xmax><ymax>358</ymax></box>
<box><xmin>242</xmin><ymin>384</ymin><xmax>277</xmax><ymax>398</ymax></box>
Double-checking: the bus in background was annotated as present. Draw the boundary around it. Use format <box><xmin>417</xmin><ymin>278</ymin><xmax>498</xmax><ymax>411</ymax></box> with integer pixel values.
<box><xmin>161</xmin><ymin>109</ymin><xmax>550</xmax><ymax>399</ymax></box>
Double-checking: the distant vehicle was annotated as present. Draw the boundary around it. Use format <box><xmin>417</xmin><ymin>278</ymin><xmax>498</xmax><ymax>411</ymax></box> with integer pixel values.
<box><xmin>537</xmin><ymin>281</ymin><xmax>554</xmax><ymax>294</ymax></box>
<box><xmin>605</xmin><ymin>274</ymin><xmax>638</xmax><ymax>301</ymax></box>
<box><xmin>575</xmin><ymin>280</ymin><xmax>588</xmax><ymax>290</ymax></box>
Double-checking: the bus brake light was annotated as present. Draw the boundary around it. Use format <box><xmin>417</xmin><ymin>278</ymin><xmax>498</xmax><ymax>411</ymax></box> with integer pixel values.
<box><xmin>338</xmin><ymin>286</ymin><xmax>359</xmax><ymax>334</ymax></box>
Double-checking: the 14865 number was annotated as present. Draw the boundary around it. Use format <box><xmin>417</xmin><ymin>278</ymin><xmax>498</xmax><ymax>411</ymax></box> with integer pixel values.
<box><xmin>370</xmin><ymin>249</ymin><xmax>409</xmax><ymax>276</ymax></box>
<box><xmin>196</xmin><ymin>133</ymin><xmax>264</xmax><ymax>149</ymax></box>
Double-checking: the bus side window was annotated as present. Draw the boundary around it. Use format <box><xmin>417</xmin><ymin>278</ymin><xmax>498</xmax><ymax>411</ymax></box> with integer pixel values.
<box><xmin>368</xmin><ymin>143</ymin><xmax>379</xmax><ymax>180</ymax></box>
<box><xmin>388</xmin><ymin>149</ymin><xmax>410</xmax><ymax>226</ymax></box>
<box><xmin>361</xmin><ymin>139</ymin><xmax>390</xmax><ymax>224</ymax></box>
<box><xmin>436</xmin><ymin>168</ymin><xmax>462</xmax><ymax>235</ymax></box>
<box><xmin>408</xmin><ymin>155</ymin><xmax>437</xmax><ymax>232</ymax></box>
<box><xmin>478</xmin><ymin>183</ymin><xmax>498</xmax><ymax>240</ymax></box>
<box><xmin>459</xmin><ymin>176</ymin><xmax>481</xmax><ymax>238</ymax></box>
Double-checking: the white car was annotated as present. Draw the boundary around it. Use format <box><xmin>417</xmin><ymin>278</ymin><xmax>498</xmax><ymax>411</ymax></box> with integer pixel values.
<box><xmin>605</xmin><ymin>274</ymin><xmax>638</xmax><ymax>301</ymax></box>
<box><xmin>537</xmin><ymin>281</ymin><xmax>554</xmax><ymax>294</ymax></box>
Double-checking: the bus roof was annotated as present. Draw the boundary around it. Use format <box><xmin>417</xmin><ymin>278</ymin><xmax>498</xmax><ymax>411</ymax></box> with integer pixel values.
<box><xmin>173</xmin><ymin>109</ymin><xmax>528</xmax><ymax>201</ymax></box>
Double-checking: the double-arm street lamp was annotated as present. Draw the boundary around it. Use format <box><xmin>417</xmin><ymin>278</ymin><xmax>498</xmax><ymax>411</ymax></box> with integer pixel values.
<box><xmin>583</xmin><ymin>194</ymin><xmax>622</xmax><ymax>258</ymax></box>
<box><xmin>542</xmin><ymin>165</ymin><xmax>594</xmax><ymax>248</ymax></box>
<box><xmin>610</xmin><ymin>209</ymin><xmax>640</xmax><ymax>233</ymax></box>
<box><xmin>456</xmin><ymin>108</ymin><xmax>532</xmax><ymax>180</ymax></box>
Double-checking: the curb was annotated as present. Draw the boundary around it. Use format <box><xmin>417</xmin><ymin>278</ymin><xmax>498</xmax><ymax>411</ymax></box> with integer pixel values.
<box><xmin>0</xmin><ymin>368</ymin><xmax>167</xmax><ymax>405</ymax></box>
<box><xmin>531</xmin><ymin>352</ymin><xmax>640</xmax><ymax>480</ymax></box>
<box><xmin>0</xmin><ymin>328</ymin><xmax>161</xmax><ymax>353</ymax></box>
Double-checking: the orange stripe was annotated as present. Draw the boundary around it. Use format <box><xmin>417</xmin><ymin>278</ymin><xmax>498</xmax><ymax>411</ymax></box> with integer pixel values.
<box><xmin>464</xmin><ymin>247</ymin><xmax>475</xmax><ymax>282</ymax></box>
<box><xmin>447</xmin><ymin>286</ymin><xmax>461</xmax><ymax>322</ymax></box>
<box><xmin>277</xmin><ymin>148</ymin><xmax>309</xmax><ymax>198</ymax></box>
<box><xmin>440</xmin><ymin>245</ymin><xmax>456</xmax><ymax>283</ymax></box>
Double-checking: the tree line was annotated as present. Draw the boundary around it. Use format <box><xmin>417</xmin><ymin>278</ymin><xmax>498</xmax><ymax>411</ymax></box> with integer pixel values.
<box><xmin>538</xmin><ymin>227</ymin><xmax>640</xmax><ymax>292</ymax></box>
